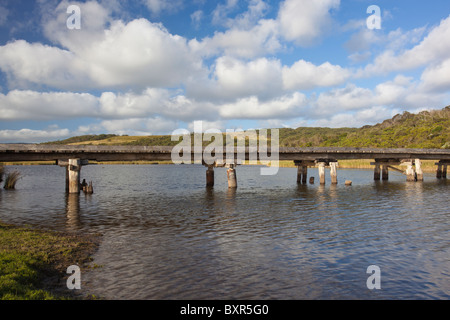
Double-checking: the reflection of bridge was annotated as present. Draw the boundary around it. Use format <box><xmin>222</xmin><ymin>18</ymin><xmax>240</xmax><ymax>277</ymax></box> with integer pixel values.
<box><xmin>1</xmin><ymin>144</ymin><xmax>449</xmax><ymax>193</ymax></box>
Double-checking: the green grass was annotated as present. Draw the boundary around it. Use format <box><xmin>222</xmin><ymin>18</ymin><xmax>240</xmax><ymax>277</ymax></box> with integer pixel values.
<box><xmin>0</xmin><ymin>221</ymin><xmax>99</xmax><ymax>300</ymax></box>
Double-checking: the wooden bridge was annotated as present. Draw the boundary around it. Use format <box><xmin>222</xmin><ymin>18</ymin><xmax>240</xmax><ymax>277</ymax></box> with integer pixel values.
<box><xmin>1</xmin><ymin>144</ymin><xmax>449</xmax><ymax>193</ymax></box>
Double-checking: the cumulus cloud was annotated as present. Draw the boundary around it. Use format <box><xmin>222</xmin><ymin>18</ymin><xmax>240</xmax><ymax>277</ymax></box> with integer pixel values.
<box><xmin>0</xmin><ymin>1</ymin><xmax>204</xmax><ymax>91</ymax></box>
<box><xmin>210</xmin><ymin>56</ymin><xmax>283</xmax><ymax>100</ymax></box>
<box><xmin>282</xmin><ymin>60</ymin><xmax>350</xmax><ymax>90</ymax></box>
<box><xmin>277</xmin><ymin>0</ymin><xmax>340</xmax><ymax>46</ymax></box>
<box><xmin>419</xmin><ymin>58</ymin><xmax>450</xmax><ymax>93</ymax></box>
<box><xmin>0</xmin><ymin>127</ymin><xmax>71</xmax><ymax>143</ymax></box>
<box><xmin>192</xmin><ymin>0</ymin><xmax>342</xmax><ymax>59</ymax></box>
<box><xmin>190</xmin><ymin>18</ymin><xmax>280</xmax><ymax>59</ymax></box>
<box><xmin>218</xmin><ymin>92</ymin><xmax>307</xmax><ymax>119</ymax></box>
<box><xmin>360</xmin><ymin>14</ymin><xmax>450</xmax><ymax>76</ymax></box>
<box><xmin>0</xmin><ymin>90</ymin><xmax>99</xmax><ymax>120</ymax></box>
<box><xmin>0</xmin><ymin>40</ymin><xmax>91</xmax><ymax>91</ymax></box>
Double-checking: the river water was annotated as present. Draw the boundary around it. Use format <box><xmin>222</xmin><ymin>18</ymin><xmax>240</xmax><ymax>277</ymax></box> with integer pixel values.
<box><xmin>0</xmin><ymin>164</ymin><xmax>449</xmax><ymax>299</ymax></box>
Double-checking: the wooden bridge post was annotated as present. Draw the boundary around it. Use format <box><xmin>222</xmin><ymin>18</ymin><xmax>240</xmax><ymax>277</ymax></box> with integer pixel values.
<box><xmin>68</xmin><ymin>159</ymin><xmax>81</xmax><ymax>194</ymax></box>
<box><xmin>436</xmin><ymin>163</ymin><xmax>442</xmax><ymax>179</ymax></box>
<box><xmin>295</xmin><ymin>161</ymin><xmax>308</xmax><ymax>184</ymax></box>
<box><xmin>415</xmin><ymin>159</ymin><xmax>423</xmax><ymax>181</ymax></box>
<box><xmin>330</xmin><ymin>162</ymin><xmax>338</xmax><ymax>184</ymax></box>
<box><xmin>301</xmin><ymin>166</ymin><xmax>308</xmax><ymax>184</ymax></box>
<box><xmin>405</xmin><ymin>161</ymin><xmax>416</xmax><ymax>181</ymax></box>
<box><xmin>374</xmin><ymin>163</ymin><xmax>381</xmax><ymax>180</ymax></box>
<box><xmin>206</xmin><ymin>166</ymin><xmax>214</xmax><ymax>188</ymax></box>
<box><xmin>296</xmin><ymin>164</ymin><xmax>302</xmax><ymax>184</ymax></box>
<box><xmin>318</xmin><ymin>162</ymin><xmax>326</xmax><ymax>185</ymax></box>
<box><xmin>227</xmin><ymin>164</ymin><xmax>237</xmax><ymax>188</ymax></box>
<box><xmin>382</xmin><ymin>164</ymin><xmax>389</xmax><ymax>180</ymax></box>
<box><xmin>444</xmin><ymin>164</ymin><xmax>448</xmax><ymax>179</ymax></box>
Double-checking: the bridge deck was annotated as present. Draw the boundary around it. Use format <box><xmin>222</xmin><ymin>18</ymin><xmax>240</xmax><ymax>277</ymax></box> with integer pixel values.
<box><xmin>1</xmin><ymin>144</ymin><xmax>450</xmax><ymax>162</ymax></box>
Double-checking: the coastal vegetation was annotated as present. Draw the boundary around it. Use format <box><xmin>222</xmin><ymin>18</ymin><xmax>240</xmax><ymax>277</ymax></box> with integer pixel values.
<box><xmin>0</xmin><ymin>165</ymin><xmax>21</xmax><ymax>189</ymax></box>
<box><xmin>3</xmin><ymin>170</ymin><xmax>20</xmax><ymax>190</ymax></box>
<box><xmin>44</xmin><ymin>106</ymin><xmax>450</xmax><ymax>149</ymax></box>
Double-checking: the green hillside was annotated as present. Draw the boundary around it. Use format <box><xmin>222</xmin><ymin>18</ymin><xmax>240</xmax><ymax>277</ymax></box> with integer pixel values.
<box><xmin>44</xmin><ymin>106</ymin><xmax>450</xmax><ymax>149</ymax></box>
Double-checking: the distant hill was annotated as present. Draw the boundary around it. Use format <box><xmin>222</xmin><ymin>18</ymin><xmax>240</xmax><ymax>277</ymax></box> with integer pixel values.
<box><xmin>43</xmin><ymin>106</ymin><xmax>450</xmax><ymax>149</ymax></box>
<box><xmin>280</xmin><ymin>106</ymin><xmax>450</xmax><ymax>149</ymax></box>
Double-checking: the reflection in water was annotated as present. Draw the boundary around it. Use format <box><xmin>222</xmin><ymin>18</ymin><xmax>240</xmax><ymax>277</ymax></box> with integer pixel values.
<box><xmin>0</xmin><ymin>165</ymin><xmax>448</xmax><ymax>300</ymax></box>
<box><xmin>65</xmin><ymin>193</ymin><xmax>81</xmax><ymax>231</ymax></box>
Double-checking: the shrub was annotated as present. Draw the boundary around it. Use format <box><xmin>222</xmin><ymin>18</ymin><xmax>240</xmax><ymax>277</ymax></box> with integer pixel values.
<box><xmin>3</xmin><ymin>171</ymin><xmax>21</xmax><ymax>190</ymax></box>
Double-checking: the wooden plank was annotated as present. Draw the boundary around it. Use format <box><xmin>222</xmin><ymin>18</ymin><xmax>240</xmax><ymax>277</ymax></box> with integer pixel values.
<box><xmin>1</xmin><ymin>144</ymin><xmax>450</xmax><ymax>163</ymax></box>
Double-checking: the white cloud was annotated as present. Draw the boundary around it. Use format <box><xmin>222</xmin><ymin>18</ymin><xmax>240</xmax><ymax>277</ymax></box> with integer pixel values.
<box><xmin>194</xmin><ymin>0</ymin><xmax>342</xmax><ymax>59</ymax></box>
<box><xmin>345</xmin><ymin>28</ymin><xmax>383</xmax><ymax>53</ymax></box>
<box><xmin>277</xmin><ymin>0</ymin><xmax>340</xmax><ymax>46</ymax></box>
<box><xmin>0</xmin><ymin>127</ymin><xmax>71</xmax><ymax>143</ymax></box>
<box><xmin>191</xmin><ymin>10</ymin><xmax>203</xmax><ymax>28</ymax></box>
<box><xmin>187</xmin><ymin>120</ymin><xmax>227</xmax><ymax>133</ymax></box>
<box><xmin>144</xmin><ymin>0</ymin><xmax>183</xmax><ymax>15</ymax></box>
<box><xmin>220</xmin><ymin>0</ymin><xmax>269</xmax><ymax>29</ymax></box>
<box><xmin>190</xmin><ymin>18</ymin><xmax>280</xmax><ymax>59</ymax></box>
<box><xmin>97</xmin><ymin>117</ymin><xmax>179</xmax><ymax>135</ymax></box>
<box><xmin>310</xmin><ymin>74</ymin><xmax>448</xmax><ymax>120</ymax></box>
<box><xmin>0</xmin><ymin>90</ymin><xmax>99</xmax><ymax>120</ymax></box>
<box><xmin>0</xmin><ymin>2</ymin><xmax>205</xmax><ymax>91</ymax></box>
<box><xmin>187</xmin><ymin>56</ymin><xmax>349</xmax><ymax>103</ymax></box>
<box><xmin>314</xmin><ymin>84</ymin><xmax>374</xmax><ymax>115</ymax></box>
<box><xmin>219</xmin><ymin>92</ymin><xmax>307</xmax><ymax>119</ymax></box>
<box><xmin>212</xmin><ymin>56</ymin><xmax>283</xmax><ymax>100</ymax></box>
<box><xmin>360</xmin><ymin>14</ymin><xmax>450</xmax><ymax>76</ymax></box>
<box><xmin>211</xmin><ymin>0</ymin><xmax>239</xmax><ymax>26</ymax></box>
<box><xmin>282</xmin><ymin>60</ymin><xmax>350</xmax><ymax>90</ymax></box>
<box><xmin>419</xmin><ymin>58</ymin><xmax>450</xmax><ymax>93</ymax></box>
<box><xmin>310</xmin><ymin>106</ymin><xmax>401</xmax><ymax>128</ymax></box>
<box><xmin>0</xmin><ymin>40</ymin><xmax>92</xmax><ymax>90</ymax></box>
<box><xmin>98</xmin><ymin>89</ymin><xmax>169</xmax><ymax>119</ymax></box>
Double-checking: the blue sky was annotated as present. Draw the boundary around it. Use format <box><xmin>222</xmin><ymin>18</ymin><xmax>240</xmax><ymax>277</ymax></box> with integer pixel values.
<box><xmin>1</xmin><ymin>0</ymin><xmax>450</xmax><ymax>142</ymax></box>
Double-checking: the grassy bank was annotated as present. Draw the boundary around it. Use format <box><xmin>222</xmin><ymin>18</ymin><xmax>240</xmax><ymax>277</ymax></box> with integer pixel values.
<box><xmin>2</xmin><ymin>159</ymin><xmax>438</xmax><ymax>172</ymax></box>
<box><xmin>247</xmin><ymin>159</ymin><xmax>437</xmax><ymax>172</ymax></box>
<box><xmin>0</xmin><ymin>221</ymin><xmax>99</xmax><ymax>300</ymax></box>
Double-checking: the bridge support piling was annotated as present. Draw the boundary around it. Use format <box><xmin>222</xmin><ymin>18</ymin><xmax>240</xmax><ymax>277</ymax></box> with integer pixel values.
<box><xmin>436</xmin><ymin>163</ymin><xmax>442</xmax><ymax>179</ymax></box>
<box><xmin>227</xmin><ymin>164</ymin><xmax>237</xmax><ymax>188</ymax></box>
<box><xmin>301</xmin><ymin>166</ymin><xmax>308</xmax><ymax>184</ymax></box>
<box><xmin>405</xmin><ymin>161</ymin><xmax>416</xmax><ymax>181</ymax></box>
<box><xmin>436</xmin><ymin>161</ymin><xmax>448</xmax><ymax>179</ymax></box>
<box><xmin>68</xmin><ymin>159</ymin><xmax>81</xmax><ymax>194</ymax></box>
<box><xmin>330</xmin><ymin>162</ymin><xmax>338</xmax><ymax>184</ymax></box>
<box><xmin>318</xmin><ymin>162</ymin><xmax>326</xmax><ymax>185</ymax></box>
<box><xmin>59</xmin><ymin>159</ymin><xmax>88</xmax><ymax>194</ymax></box>
<box><xmin>296</xmin><ymin>165</ymin><xmax>302</xmax><ymax>184</ymax></box>
<box><xmin>415</xmin><ymin>159</ymin><xmax>423</xmax><ymax>181</ymax></box>
<box><xmin>294</xmin><ymin>161</ymin><xmax>309</xmax><ymax>184</ymax></box>
<box><xmin>374</xmin><ymin>164</ymin><xmax>381</xmax><ymax>180</ymax></box>
<box><xmin>382</xmin><ymin>165</ymin><xmax>389</xmax><ymax>180</ymax></box>
<box><xmin>206</xmin><ymin>166</ymin><xmax>214</xmax><ymax>188</ymax></box>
